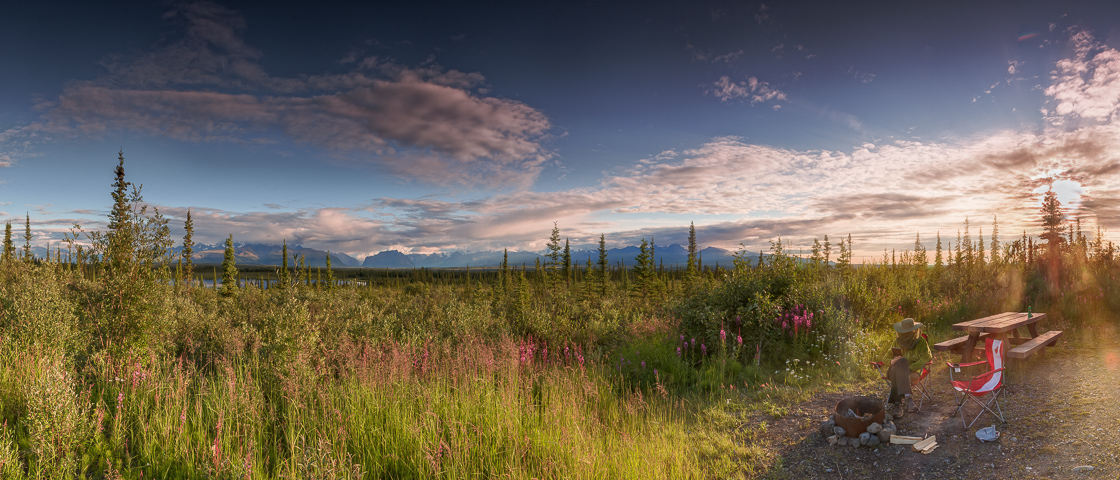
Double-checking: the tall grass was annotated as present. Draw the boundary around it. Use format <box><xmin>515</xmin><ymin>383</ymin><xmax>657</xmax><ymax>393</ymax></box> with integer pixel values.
<box><xmin>1</xmin><ymin>238</ymin><xmax>1118</xmax><ymax>478</ymax></box>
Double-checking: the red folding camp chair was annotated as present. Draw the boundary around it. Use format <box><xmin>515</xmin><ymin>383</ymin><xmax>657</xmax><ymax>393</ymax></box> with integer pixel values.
<box><xmin>870</xmin><ymin>333</ymin><xmax>933</xmax><ymax>412</ymax></box>
<box><xmin>947</xmin><ymin>337</ymin><xmax>1006</xmax><ymax>428</ymax></box>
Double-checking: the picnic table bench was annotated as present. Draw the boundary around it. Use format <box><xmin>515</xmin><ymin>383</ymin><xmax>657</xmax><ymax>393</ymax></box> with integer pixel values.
<box><xmin>933</xmin><ymin>312</ymin><xmax>1062</xmax><ymax>363</ymax></box>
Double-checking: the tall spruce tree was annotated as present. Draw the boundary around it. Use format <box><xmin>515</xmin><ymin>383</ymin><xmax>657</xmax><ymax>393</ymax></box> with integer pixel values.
<box><xmin>182</xmin><ymin>209</ymin><xmax>194</xmax><ymax>283</ymax></box>
<box><xmin>990</xmin><ymin>216</ymin><xmax>1000</xmax><ymax>264</ymax></box>
<box><xmin>810</xmin><ymin>237</ymin><xmax>823</xmax><ymax>266</ymax></box>
<box><xmin>597</xmin><ymin>234</ymin><xmax>609</xmax><ymax>293</ymax></box>
<box><xmin>686</xmin><ymin>221</ymin><xmax>698</xmax><ymax>276</ymax></box>
<box><xmin>837</xmin><ymin>235</ymin><xmax>850</xmax><ymax>268</ymax></box>
<box><xmin>221</xmin><ymin>234</ymin><xmax>238</xmax><ymax>297</ymax></box>
<box><xmin>22</xmin><ymin>213</ymin><xmax>32</xmax><ymax>261</ymax></box>
<box><xmin>978</xmin><ymin>228</ymin><xmax>986</xmax><ymax>266</ymax></box>
<box><xmin>935</xmin><ymin>232</ymin><xmax>944</xmax><ymax>270</ymax></box>
<box><xmin>325</xmin><ymin>251</ymin><xmax>335</xmax><ymax>291</ymax></box>
<box><xmin>546</xmin><ymin>222</ymin><xmax>562</xmax><ymax>269</ymax></box>
<box><xmin>1040</xmin><ymin>188</ymin><xmax>1065</xmax><ymax>258</ymax></box>
<box><xmin>914</xmin><ymin>233</ymin><xmax>927</xmax><ymax>268</ymax></box>
<box><xmin>280</xmin><ymin>240</ymin><xmax>291</xmax><ymax>288</ymax></box>
<box><xmin>634</xmin><ymin>238</ymin><xmax>652</xmax><ymax>294</ymax></box>
<box><xmin>105</xmin><ymin>150</ymin><xmax>134</xmax><ymax>274</ymax></box>
<box><xmin>822</xmin><ymin>235</ymin><xmax>832</xmax><ymax>265</ymax></box>
<box><xmin>1</xmin><ymin>222</ymin><xmax>13</xmax><ymax>264</ymax></box>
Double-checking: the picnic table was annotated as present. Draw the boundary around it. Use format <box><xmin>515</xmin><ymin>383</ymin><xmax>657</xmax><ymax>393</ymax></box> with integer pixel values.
<box><xmin>933</xmin><ymin>312</ymin><xmax>1063</xmax><ymax>363</ymax></box>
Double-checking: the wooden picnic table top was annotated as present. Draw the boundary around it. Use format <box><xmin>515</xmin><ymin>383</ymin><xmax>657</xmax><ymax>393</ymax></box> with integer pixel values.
<box><xmin>951</xmin><ymin>312</ymin><xmax>1046</xmax><ymax>334</ymax></box>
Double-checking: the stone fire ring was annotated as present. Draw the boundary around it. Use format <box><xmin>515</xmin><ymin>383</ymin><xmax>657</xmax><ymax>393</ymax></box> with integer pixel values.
<box><xmin>833</xmin><ymin>396</ymin><xmax>885</xmax><ymax>437</ymax></box>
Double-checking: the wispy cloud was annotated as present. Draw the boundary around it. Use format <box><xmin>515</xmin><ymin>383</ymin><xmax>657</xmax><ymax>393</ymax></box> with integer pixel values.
<box><xmin>707</xmin><ymin>76</ymin><xmax>788</xmax><ymax>106</ymax></box>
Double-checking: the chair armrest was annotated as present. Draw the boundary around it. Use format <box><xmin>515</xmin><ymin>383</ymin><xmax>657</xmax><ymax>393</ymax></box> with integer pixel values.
<box><xmin>870</xmin><ymin>361</ymin><xmax>885</xmax><ymax>367</ymax></box>
<box><xmin>968</xmin><ymin>367</ymin><xmax>1005</xmax><ymax>384</ymax></box>
<box><xmin>946</xmin><ymin>360</ymin><xmax>987</xmax><ymax>369</ymax></box>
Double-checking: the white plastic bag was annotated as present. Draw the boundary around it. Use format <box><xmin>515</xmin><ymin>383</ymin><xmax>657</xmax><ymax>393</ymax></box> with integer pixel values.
<box><xmin>975</xmin><ymin>425</ymin><xmax>1000</xmax><ymax>442</ymax></box>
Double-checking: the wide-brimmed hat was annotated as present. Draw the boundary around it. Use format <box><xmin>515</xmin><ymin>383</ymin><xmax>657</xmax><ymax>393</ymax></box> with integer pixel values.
<box><xmin>893</xmin><ymin>318</ymin><xmax>923</xmax><ymax>334</ymax></box>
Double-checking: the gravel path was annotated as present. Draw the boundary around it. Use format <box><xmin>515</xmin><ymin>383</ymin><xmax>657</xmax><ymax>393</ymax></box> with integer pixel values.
<box><xmin>753</xmin><ymin>323</ymin><xmax>1120</xmax><ymax>479</ymax></box>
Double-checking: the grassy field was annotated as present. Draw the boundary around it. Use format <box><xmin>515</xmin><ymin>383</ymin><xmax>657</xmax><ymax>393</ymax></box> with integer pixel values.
<box><xmin>1</xmin><ymin>238</ymin><xmax>1118</xmax><ymax>479</ymax></box>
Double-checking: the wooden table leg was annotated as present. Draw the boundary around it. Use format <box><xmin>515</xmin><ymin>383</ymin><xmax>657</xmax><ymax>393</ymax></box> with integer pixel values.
<box><xmin>1027</xmin><ymin>322</ymin><xmax>1040</xmax><ymax>338</ymax></box>
<box><xmin>960</xmin><ymin>334</ymin><xmax>979</xmax><ymax>363</ymax></box>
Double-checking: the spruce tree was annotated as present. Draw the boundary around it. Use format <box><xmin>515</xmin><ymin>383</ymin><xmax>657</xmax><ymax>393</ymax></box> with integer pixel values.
<box><xmin>325</xmin><ymin>251</ymin><xmax>335</xmax><ymax>291</ymax></box>
<box><xmin>22</xmin><ymin>213</ymin><xmax>32</xmax><ymax>261</ymax></box>
<box><xmin>935</xmin><ymin>232</ymin><xmax>943</xmax><ymax>270</ymax></box>
<box><xmin>597</xmin><ymin>234</ymin><xmax>609</xmax><ymax>294</ymax></box>
<box><xmin>1040</xmin><ymin>188</ymin><xmax>1064</xmax><ymax>259</ymax></box>
<box><xmin>280</xmin><ymin>240</ymin><xmax>290</xmax><ymax>288</ymax></box>
<box><xmin>962</xmin><ymin>218</ymin><xmax>973</xmax><ymax>268</ymax></box>
<box><xmin>836</xmin><ymin>236</ymin><xmax>849</xmax><ymax>268</ymax></box>
<box><xmin>990</xmin><ymin>216</ymin><xmax>1000</xmax><ymax>264</ymax></box>
<box><xmin>914</xmin><ymin>233</ymin><xmax>927</xmax><ymax>268</ymax></box>
<box><xmin>978</xmin><ymin>228</ymin><xmax>985</xmax><ymax>266</ymax></box>
<box><xmin>823</xmin><ymin>235</ymin><xmax>832</xmax><ymax>266</ymax></box>
<box><xmin>810</xmin><ymin>237</ymin><xmax>822</xmax><ymax>266</ymax></box>
<box><xmin>221</xmin><ymin>234</ymin><xmax>237</xmax><ymax>297</ymax></box>
<box><xmin>686</xmin><ymin>221</ymin><xmax>698</xmax><ymax>276</ymax></box>
<box><xmin>106</xmin><ymin>150</ymin><xmax>134</xmax><ymax>274</ymax></box>
<box><xmin>1</xmin><ymin>222</ymin><xmax>13</xmax><ymax>264</ymax></box>
<box><xmin>182</xmin><ymin>209</ymin><xmax>195</xmax><ymax>284</ymax></box>
<box><xmin>634</xmin><ymin>238</ymin><xmax>651</xmax><ymax>294</ymax></box>
<box><xmin>546</xmin><ymin>222</ymin><xmax>562</xmax><ymax>269</ymax></box>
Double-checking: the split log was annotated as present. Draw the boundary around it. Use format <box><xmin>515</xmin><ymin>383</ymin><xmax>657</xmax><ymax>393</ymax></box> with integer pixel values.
<box><xmin>887</xmin><ymin>434</ymin><xmax>922</xmax><ymax>445</ymax></box>
<box><xmin>911</xmin><ymin>436</ymin><xmax>937</xmax><ymax>452</ymax></box>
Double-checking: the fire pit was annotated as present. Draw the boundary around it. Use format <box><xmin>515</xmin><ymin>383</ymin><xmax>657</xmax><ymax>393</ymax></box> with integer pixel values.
<box><xmin>819</xmin><ymin>396</ymin><xmax>898</xmax><ymax>448</ymax></box>
<box><xmin>833</xmin><ymin>396</ymin><xmax>884</xmax><ymax>437</ymax></box>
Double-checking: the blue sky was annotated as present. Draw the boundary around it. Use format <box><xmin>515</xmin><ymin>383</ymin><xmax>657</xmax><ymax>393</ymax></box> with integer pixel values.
<box><xmin>3</xmin><ymin>0</ymin><xmax>1120</xmax><ymax>260</ymax></box>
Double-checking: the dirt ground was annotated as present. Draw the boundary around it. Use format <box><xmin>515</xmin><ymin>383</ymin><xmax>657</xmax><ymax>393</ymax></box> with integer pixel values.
<box><xmin>753</xmin><ymin>323</ymin><xmax>1120</xmax><ymax>480</ymax></box>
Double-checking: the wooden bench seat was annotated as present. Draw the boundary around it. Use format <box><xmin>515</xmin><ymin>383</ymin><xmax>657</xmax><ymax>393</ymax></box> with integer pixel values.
<box><xmin>933</xmin><ymin>333</ymin><xmax>989</xmax><ymax>352</ymax></box>
<box><xmin>1008</xmin><ymin>330</ymin><xmax>1063</xmax><ymax>359</ymax></box>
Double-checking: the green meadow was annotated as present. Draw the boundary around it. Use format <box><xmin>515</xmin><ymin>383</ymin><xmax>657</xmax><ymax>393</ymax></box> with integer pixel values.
<box><xmin>1</xmin><ymin>168</ymin><xmax>1118</xmax><ymax>478</ymax></box>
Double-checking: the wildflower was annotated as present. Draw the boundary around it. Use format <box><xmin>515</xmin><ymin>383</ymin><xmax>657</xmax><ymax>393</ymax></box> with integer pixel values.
<box><xmin>641</xmin><ymin>361</ymin><xmax>646</xmax><ymax>370</ymax></box>
<box><xmin>737</xmin><ymin>335</ymin><xmax>743</xmax><ymax>346</ymax></box>
<box><xmin>701</xmin><ymin>344</ymin><xmax>707</xmax><ymax>356</ymax></box>
<box><xmin>676</xmin><ymin>347</ymin><xmax>681</xmax><ymax>357</ymax></box>
<box><xmin>720</xmin><ymin>329</ymin><xmax>726</xmax><ymax>342</ymax></box>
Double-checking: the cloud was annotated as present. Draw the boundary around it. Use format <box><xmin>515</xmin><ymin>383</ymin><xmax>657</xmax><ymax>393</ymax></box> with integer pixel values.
<box><xmin>1044</xmin><ymin>29</ymin><xmax>1120</xmax><ymax>126</ymax></box>
<box><xmin>846</xmin><ymin>67</ymin><xmax>876</xmax><ymax>84</ymax></box>
<box><xmin>707</xmin><ymin>76</ymin><xmax>788</xmax><ymax>105</ymax></box>
<box><xmin>2</xmin><ymin>1</ymin><xmax>551</xmax><ymax>187</ymax></box>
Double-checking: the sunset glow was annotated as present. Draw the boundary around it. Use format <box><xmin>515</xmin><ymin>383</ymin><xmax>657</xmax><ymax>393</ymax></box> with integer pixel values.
<box><xmin>3</xmin><ymin>1</ymin><xmax>1120</xmax><ymax>259</ymax></box>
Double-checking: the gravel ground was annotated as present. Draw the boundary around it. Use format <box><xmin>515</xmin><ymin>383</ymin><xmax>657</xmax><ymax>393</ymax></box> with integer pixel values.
<box><xmin>752</xmin><ymin>323</ymin><xmax>1120</xmax><ymax>480</ymax></box>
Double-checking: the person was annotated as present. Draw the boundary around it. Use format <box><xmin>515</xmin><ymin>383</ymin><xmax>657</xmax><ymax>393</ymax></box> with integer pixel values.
<box><xmin>884</xmin><ymin>318</ymin><xmax>931</xmax><ymax>416</ymax></box>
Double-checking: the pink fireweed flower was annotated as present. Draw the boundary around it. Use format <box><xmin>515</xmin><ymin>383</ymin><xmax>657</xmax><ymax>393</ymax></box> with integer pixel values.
<box><xmin>720</xmin><ymin>329</ymin><xmax>726</xmax><ymax>342</ymax></box>
<box><xmin>701</xmin><ymin>344</ymin><xmax>707</xmax><ymax>356</ymax></box>
<box><xmin>641</xmin><ymin>361</ymin><xmax>646</xmax><ymax>370</ymax></box>
<box><xmin>737</xmin><ymin>335</ymin><xmax>743</xmax><ymax>346</ymax></box>
<box><xmin>677</xmin><ymin>347</ymin><xmax>681</xmax><ymax>357</ymax></box>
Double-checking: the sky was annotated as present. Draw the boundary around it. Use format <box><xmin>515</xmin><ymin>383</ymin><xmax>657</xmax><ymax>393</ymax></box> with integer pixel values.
<box><xmin>4</xmin><ymin>0</ymin><xmax>1120</xmax><ymax>261</ymax></box>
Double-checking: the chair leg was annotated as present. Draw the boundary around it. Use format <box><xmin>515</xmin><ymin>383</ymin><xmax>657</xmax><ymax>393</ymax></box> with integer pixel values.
<box><xmin>962</xmin><ymin>388</ymin><xmax>1005</xmax><ymax>429</ymax></box>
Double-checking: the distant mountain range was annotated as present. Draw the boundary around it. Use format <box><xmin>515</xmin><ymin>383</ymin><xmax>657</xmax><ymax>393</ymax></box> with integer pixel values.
<box><xmin>30</xmin><ymin>242</ymin><xmax>750</xmax><ymax>269</ymax></box>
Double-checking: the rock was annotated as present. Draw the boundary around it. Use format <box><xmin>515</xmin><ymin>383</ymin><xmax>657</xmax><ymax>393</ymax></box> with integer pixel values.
<box><xmin>859</xmin><ymin>432</ymin><xmax>871</xmax><ymax>446</ymax></box>
<box><xmin>867</xmin><ymin>422</ymin><xmax>882</xmax><ymax>434</ymax></box>
<box><xmin>884</xmin><ymin>412</ymin><xmax>893</xmax><ymax>423</ymax></box>
<box><xmin>820</xmin><ymin>419</ymin><xmax>835</xmax><ymax>438</ymax></box>
<box><xmin>867</xmin><ymin>435</ymin><xmax>881</xmax><ymax>447</ymax></box>
<box><xmin>878</xmin><ymin>427</ymin><xmax>894</xmax><ymax>443</ymax></box>
<box><xmin>850</xmin><ymin>437</ymin><xmax>860</xmax><ymax>449</ymax></box>
<box><xmin>833</xmin><ymin>426</ymin><xmax>847</xmax><ymax>437</ymax></box>
<box><xmin>1072</xmin><ymin>465</ymin><xmax>1094</xmax><ymax>472</ymax></box>
<box><xmin>836</xmin><ymin>436</ymin><xmax>848</xmax><ymax>446</ymax></box>
<box><xmin>827</xmin><ymin>435</ymin><xmax>838</xmax><ymax>445</ymax></box>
